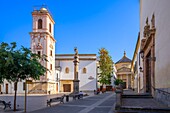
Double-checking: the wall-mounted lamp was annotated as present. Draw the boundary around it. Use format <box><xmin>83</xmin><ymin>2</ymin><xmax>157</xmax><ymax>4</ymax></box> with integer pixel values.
<box><xmin>139</xmin><ymin>67</ymin><xmax>143</xmax><ymax>72</ymax></box>
<box><xmin>139</xmin><ymin>50</ymin><xmax>156</xmax><ymax>61</ymax></box>
<box><xmin>140</xmin><ymin>50</ymin><xmax>144</xmax><ymax>59</ymax></box>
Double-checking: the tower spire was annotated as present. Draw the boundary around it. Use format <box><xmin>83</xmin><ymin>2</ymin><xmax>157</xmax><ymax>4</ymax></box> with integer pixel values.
<box><xmin>124</xmin><ymin>51</ymin><xmax>126</xmax><ymax>57</ymax></box>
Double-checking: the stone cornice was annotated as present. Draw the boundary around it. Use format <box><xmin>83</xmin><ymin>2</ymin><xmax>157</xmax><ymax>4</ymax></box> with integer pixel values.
<box><xmin>29</xmin><ymin>32</ymin><xmax>56</xmax><ymax>42</ymax></box>
<box><xmin>55</xmin><ymin>58</ymin><xmax>96</xmax><ymax>61</ymax></box>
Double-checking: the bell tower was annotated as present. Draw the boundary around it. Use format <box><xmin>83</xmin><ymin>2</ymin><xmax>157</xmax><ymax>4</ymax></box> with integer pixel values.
<box><xmin>29</xmin><ymin>7</ymin><xmax>56</xmax><ymax>94</ymax></box>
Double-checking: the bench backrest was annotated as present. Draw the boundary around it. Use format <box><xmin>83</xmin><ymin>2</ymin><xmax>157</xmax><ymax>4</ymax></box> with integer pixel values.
<box><xmin>50</xmin><ymin>95</ymin><xmax>65</xmax><ymax>102</ymax></box>
<box><xmin>0</xmin><ymin>100</ymin><xmax>6</xmax><ymax>105</ymax></box>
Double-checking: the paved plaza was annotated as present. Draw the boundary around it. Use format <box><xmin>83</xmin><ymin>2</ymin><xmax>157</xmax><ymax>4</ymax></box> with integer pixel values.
<box><xmin>0</xmin><ymin>92</ymin><xmax>116</xmax><ymax>113</ymax></box>
<box><xmin>1</xmin><ymin>91</ymin><xmax>169</xmax><ymax>113</ymax></box>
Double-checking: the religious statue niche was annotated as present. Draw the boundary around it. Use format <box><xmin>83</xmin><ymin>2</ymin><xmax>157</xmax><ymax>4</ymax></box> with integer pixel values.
<box><xmin>36</xmin><ymin>37</ymin><xmax>43</xmax><ymax>49</ymax></box>
<box><xmin>143</xmin><ymin>17</ymin><xmax>151</xmax><ymax>38</ymax></box>
<box><xmin>151</xmin><ymin>14</ymin><xmax>155</xmax><ymax>28</ymax></box>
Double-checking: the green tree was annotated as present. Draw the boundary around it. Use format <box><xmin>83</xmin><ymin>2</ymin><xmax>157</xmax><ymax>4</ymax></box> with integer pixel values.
<box><xmin>98</xmin><ymin>48</ymin><xmax>113</xmax><ymax>86</ymax></box>
<box><xmin>0</xmin><ymin>42</ymin><xmax>48</xmax><ymax>111</ymax></box>
<box><xmin>114</xmin><ymin>79</ymin><xmax>123</xmax><ymax>86</ymax></box>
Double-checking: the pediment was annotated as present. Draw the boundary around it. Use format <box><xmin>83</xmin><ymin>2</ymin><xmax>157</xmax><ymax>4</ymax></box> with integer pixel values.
<box><xmin>117</xmin><ymin>67</ymin><xmax>131</xmax><ymax>72</ymax></box>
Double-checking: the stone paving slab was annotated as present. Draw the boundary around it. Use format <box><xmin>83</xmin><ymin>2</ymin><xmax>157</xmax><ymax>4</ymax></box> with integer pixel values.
<box><xmin>0</xmin><ymin>92</ymin><xmax>116</xmax><ymax>113</ymax></box>
<box><xmin>87</xmin><ymin>96</ymin><xmax>105</xmax><ymax>100</ymax></box>
<box><xmin>64</xmin><ymin>99</ymin><xmax>99</xmax><ymax>106</ymax></box>
<box><xmin>0</xmin><ymin>93</ymin><xmax>73</xmax><ymax>113</ymax></box>
<box><xmin>114</xmin><ymin>110</ymin><xmax>168</xmax><ymax>113</ymax></box>
<box><xmin>29</xmin><ymin>105</ymin><xmax>86</xmax><ymax>113</ymax></box>
<box><xmin>119</xmin><ymin>89</ymin><xmax>170</xmax><ymax>113</ymax></box>
<box><xmin>99</xmin><ymin>99</ymin><xmax>115</xmax><ymax>106</ymax></box>
<box><xmin>122</xmin><ymin>98</ymin><xmax>168</xmax><ymax>108</ymax></box>
<box><xmin>88</xmin><ymin>107</ymin><xmax>111</xmax><ymax>113</ymax></box>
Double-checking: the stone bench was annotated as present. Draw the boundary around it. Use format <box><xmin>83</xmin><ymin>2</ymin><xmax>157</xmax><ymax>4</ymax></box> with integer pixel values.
<box><xmin>69</xmin><ymin>93</ymin><xmax>83</xmax><ymax>100</ymax></box>
<box><xmin>94</xmin><ymin>90</ymin><xmax>100</xmax><ymax>95</ymax></box>
<box><xmin>0</xmin><ymin>100</ymin><xmax>11</xmax><ymax>110</ymax></box>
<box><xmin>47</xmin><ymin>95</ymin><xmax>65</xmax><ymax>107</ymax></box>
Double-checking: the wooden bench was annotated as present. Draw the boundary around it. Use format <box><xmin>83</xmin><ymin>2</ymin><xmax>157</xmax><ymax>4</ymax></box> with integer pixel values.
<box><xmin>0</xmin><ymin>100</ymin><xmax>11</xmax><ymax>110</ymax></box>
<box><xmin>47</xmin><ymin>95</ymin><xmax>65</xmax><ymax>107</ymax></box>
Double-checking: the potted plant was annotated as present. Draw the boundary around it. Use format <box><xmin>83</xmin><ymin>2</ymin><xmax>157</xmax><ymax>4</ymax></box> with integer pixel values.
<box><xmin>114</xmin><ymin>79</ymin><xmax>123</xmax><ymax>89</ymax></box>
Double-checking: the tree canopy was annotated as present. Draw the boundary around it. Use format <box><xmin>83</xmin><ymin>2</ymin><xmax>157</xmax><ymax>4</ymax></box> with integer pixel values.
<box><xmin>0</xmin><ymin>42</ymin><xmax>48</xmax><ymax>83</ymax></box>
<box><xmin>0</xmin><ymin>42</ymin><xmax>48</xmax><ymax>111</ymax></box>
<box><xmin>98</xmin><ymin>48</ymin><xmax>113</xmax><ymax>85</ymax></box>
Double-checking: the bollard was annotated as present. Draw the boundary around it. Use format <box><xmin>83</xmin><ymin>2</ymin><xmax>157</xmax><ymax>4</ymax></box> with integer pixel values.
<box><xmin>66</xmin><ymin>95</ymin><xmax>69</xmax><ymax>102</ymax></box>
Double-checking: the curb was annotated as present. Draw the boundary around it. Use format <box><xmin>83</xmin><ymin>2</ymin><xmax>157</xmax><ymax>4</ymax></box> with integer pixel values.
<box><xmin>120</xmin><ymin>106</ymin><xmax>170</xmax><ymax>112</ymax></box>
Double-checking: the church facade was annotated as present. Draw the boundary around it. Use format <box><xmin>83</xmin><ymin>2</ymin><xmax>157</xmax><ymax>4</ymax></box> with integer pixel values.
<box><xmin>0</xmin><ymin>7</ymin><xmax>97</xmax><ymax>94</ymax></box>
<box><xmin>115</xmin><ymin>52</ymin><xmax>133</xmax><ymax>89</ymax></box>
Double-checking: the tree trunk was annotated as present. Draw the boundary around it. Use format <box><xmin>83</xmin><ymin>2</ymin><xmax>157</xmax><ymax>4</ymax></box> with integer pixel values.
<box><xmin>13</xmin><ymin>82</ymin><xmax>18</xmax><ymax>111</ymax></box>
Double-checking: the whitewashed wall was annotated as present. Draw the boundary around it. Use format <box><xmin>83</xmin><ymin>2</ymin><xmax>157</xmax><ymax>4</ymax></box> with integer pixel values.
<box><xmin>140</xmin><ymin>0</ymin><xmax>170</xmax><ymax>106</ymax></box>
<box><xmin>56</xmin><ymin>55</ymin><xmax>97</xmax><ymax>91</ymax></box>
<box><xmin>140</xmin><ymin>0</ymin><xmax>170</xmax><ymax>89</ymax></box>
<box><xmin>1</xmin><ymin>80</ymin><xmax>26</xmax><ymax>94</ymax></box>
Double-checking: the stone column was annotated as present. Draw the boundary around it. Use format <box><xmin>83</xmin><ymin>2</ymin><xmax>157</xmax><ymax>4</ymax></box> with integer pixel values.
<box><xmin>126</xmin><ymin>74</ymin><xmax>128</xmax><ymax>89</ymax></box>
<box><xmin>73</xmin><ymin>47</ymin><xmax>79</xmax><ymax>93</ymax></box>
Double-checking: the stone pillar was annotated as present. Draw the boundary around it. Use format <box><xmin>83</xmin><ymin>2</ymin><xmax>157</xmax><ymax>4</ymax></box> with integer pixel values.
<box><xmin>120</xmin><ymin>74</ymin><xmax>123</xmax><ymax>80</ymax></box>
<box><xmin>115</xmin><ymin>89</ymin><xmax>123</xmax><ymax>110</ymax></box>
<box><xmin>73</xmin><ymin>47</ymin><xmax>79</xmax><ymax>93</ymax></box>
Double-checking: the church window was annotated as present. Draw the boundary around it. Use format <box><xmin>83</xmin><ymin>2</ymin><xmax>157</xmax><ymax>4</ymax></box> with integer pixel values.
<box><xmin>50</xmin><ymin>64</ymin><xmax>52</xmax><ymax>70</ymax></box>
<box><xmin>65</xmin><ymin>67</ymin><xmax>69</xmax><ymax>74</ymax></box>
<box><xmin>37</xmin><ymin>51</ymin><xmax>41</xmax><ymax>56</ymax></box>
<box><xmin>50</xmin><ymin>50</ymin><xmax>52</xmax><ymax>56</ymax></box>
<box><xmin>49</xmin><ymin>23</ymin><xmax>51</xmax><ymax>33</ymax></box>
<box><xmin>83</xmin><ymin>68</ymin><xmax>87</xmax><ymax>74</ymax></box>
<box><xmin>38</xmin><ymin>19</ymin><xmax>42</xmax><ymax>29</ymax></box>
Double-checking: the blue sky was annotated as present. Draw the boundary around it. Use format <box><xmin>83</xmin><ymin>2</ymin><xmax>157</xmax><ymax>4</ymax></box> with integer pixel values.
<box><xmin>0</xmin><ymin>0</ymin><xmax>139</xmax><ymax>62</ymax></box>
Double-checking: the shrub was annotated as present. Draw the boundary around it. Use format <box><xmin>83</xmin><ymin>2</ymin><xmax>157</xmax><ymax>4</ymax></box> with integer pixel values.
<box><xmin>114</xmin><ymin>79</ymin><xmax>123</xmax><ymax>85</ymax></box>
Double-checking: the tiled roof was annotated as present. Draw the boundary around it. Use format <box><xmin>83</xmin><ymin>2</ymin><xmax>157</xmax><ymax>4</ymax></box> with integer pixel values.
<box><xmin>116</xmin><ymin>51</ymin><xmax>132</xmax><ymax>64</ymax></box>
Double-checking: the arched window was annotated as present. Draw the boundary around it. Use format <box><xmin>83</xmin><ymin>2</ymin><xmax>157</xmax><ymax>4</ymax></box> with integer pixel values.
<box><xmin>65</xmin><ymin>67</ymin><xmax>69</xmax><ymax>74</ymax></box>
<box><xmin>83</xmin><ymin>68</ymin><xmax>87</xmax><ymax>74</ymax></box>
<box><xmin>38</xmin><ymin>19</ymin><xmax>42</xmax><ymax>29</ymax></box>
<box><xmin>49</xmin><ymin>23</ymin><xmax>51</xmax><ymax>33</ymax></box>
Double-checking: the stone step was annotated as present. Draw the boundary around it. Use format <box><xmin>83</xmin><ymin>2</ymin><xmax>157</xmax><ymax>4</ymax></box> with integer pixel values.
<box><xmin>122</xmin><ymin>94</ymin><xmax>153</xmax><ymax>98</ymax></box>
<box><xmin>115</xmin><ymin>110</ymin><xmax>167</xmax><ymax>113</ymax></box>
<box><xmin>119</xmin><ymin>106</ymin><xmax>170</xmax><ymax>112</ymax></box>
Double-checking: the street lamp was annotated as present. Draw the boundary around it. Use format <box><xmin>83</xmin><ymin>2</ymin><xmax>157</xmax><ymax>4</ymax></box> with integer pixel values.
<box><xmin>140</xmin><ymin>50</ymin><xmax>144</xmax><ymax>59</ymax></box>
<box><xmin>139</xmin><ymin>67</ymin><xmax>143</xmax><ymax>72</ymax></box>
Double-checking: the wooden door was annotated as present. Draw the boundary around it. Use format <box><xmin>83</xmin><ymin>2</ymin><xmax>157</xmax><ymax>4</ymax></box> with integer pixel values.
<box><xmin>63</xmin><ymin>84</ymin><xmax>71</xmax><ymax>92</ymax></box>
<box><xmin>122</xmin><ymin>82</ymin><xmax>126</xmax><ymax>89</ymax></box>
<box><xmin>56</xmin><ymin>83</ymin><xmax>58</xmax><ymax>93</ymax></box>
<box><xmin>6</xmin><ymin>84</ymin><xmax>8</xmax><ymax>94</ymax></box>
<box><xmin>146</xmin><ymin>52</ymin><xmax>151</xmax><ymax>93</ymax></box>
